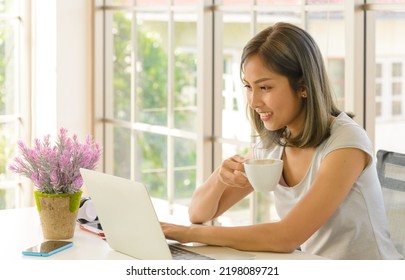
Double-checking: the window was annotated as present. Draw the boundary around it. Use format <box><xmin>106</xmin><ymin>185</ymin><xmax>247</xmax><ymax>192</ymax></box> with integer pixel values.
<box><xmin>94</xmin><ymin>1</ymin><xmax>405</xmax><ymax>225</ymax></box>
<box><xmin>375</xmin><ymin>60</ymin><xmax>405</xmax><ymax>120</ymax></box>
<box><xmin>94</xmin><ymin>1</ymin><xmax>200</xmax><ymax>218</ymax></box>
<box><xmin>0</xmin><ymin>0</ymin><xmax>29</xmax><ymax>210</ymax></box>
<box><xmin>368</xmin><ymin>1</ymin><xmax>405</xmax><ymax>153</ymax></box>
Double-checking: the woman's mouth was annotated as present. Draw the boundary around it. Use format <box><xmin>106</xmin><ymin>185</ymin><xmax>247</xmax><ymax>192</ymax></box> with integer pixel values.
<box><xmin>259</xmin><ymin>112</ymin><xmax>273</xmax><ymax>121</ymax></box>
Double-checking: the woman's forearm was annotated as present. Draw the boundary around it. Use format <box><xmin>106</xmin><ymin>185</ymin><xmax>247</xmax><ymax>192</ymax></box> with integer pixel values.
<box><xmin>188</xmin><ymin>168</ymin><xmax>227</xmax><ymax>223</ymax></box>
<box><xmin>187</xmin><ymin>223</ymin><xmax>297</xmax><ymax>253</ymax></box>
<box><xmin>188</xmin><ymin>155</ymin><xmax>253</xmax><ymax>224</ymax></box>
<box><xmin>188</xmin><ymin>169</ymin><xmax>253</xmax><ymax>224</ymax></box>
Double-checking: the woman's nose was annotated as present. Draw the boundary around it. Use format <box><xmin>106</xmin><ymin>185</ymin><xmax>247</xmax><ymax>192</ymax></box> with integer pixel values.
<box><xmin>249</xmin><ymin>90</ymin><xmax>262</xmax><ymax>108</ymax></box>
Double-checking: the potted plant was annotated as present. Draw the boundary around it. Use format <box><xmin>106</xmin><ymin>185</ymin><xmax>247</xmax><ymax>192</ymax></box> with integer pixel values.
<box><xmin>9</xmin><ymin>128</ymin><xmax>102</xmax><ymax>239</ymax></box>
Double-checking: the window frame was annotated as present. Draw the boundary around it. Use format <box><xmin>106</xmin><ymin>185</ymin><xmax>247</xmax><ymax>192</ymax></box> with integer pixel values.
<box><xmin>0</xmin><ymin>0</ymin><xmax>31</xmax><ymax>209</ymax></box>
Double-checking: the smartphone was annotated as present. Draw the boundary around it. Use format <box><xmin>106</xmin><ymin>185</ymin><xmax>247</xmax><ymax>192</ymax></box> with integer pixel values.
<box><xmin>22</xmin><ymin>241</ymin><xmax>73</xmax><ymax>257</ymax></box>
<box><xmin>79</xmin><ymin>222</ymin><xmax>105</xmax><ymax>237</ymax></box>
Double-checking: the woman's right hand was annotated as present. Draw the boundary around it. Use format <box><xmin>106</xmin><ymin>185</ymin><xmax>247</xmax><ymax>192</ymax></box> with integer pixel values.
<box><xmin>217</xmin><ymin>154</ymin><xmax>251</xmax><ymax>188</ymax></box>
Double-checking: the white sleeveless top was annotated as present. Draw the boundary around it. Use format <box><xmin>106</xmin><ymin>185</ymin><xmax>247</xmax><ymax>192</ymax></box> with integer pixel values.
<box><xmin>253</xmin><ymin>113</ymin><xmax>403</xmax><ymax>259</ymax></box>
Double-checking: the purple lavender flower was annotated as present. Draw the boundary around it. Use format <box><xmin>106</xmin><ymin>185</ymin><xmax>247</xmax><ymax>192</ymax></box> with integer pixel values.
<box><xmin>8</xmin><ymin>128</ymin><xmax>102</xmax><ymax>194</ymax></box>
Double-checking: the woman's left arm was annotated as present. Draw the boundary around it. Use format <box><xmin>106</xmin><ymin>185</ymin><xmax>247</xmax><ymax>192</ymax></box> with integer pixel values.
<box><xmin>162</xmin><ymin>147</ymin><xmax>369</xmax><ymax>253</ymax></box>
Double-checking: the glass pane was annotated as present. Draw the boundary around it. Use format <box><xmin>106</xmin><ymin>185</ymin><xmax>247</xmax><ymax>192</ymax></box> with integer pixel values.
<box><xmin>376</xmin><ymin>102</ymin><xmax>382</xmax><ymax>117</ymax></box>
<box><xmin>221</xmin><ymin>142</ymin><xmax>250</xmax><ymax>160</ymax></box>
<box><xmin>111</xmin><ymin>10</ymin><xmax>132</xmax><ymax>122</ymax></box>
<box><xmin>376</xmin><ymin>83</ymin><xmax>382</xmax><ymax>97</ymax></box>
<box><xmin>218</xmin><ymin>196</ymin><xmax>251</xmax><ymax>226</ymax></box>
<box><xmin>135</xmin><ymin>131</ymin><xmax>167</xmax><ymax>199</ymax></box>
<box><xmin>173</xmin><ymin>16</ymin><xmax>197</xmax><ymax>131</ymax></box>
<box><xmin>103</xmin><ymin>0</ymin><xmax>130</xmax><ymax>5</ymax></box>
<box><xmin>257</xmin><ymin>11</ymin><xmax>302</xmax><ymax>36</ymax></box>
<box><xmin>1</xmin><ymin>122</ymin><xmax>20</xmax><ymax>210</ymax></box>
<box><xmin>0</xmin><ymin>20</ymin><xmax>17</xmax><ymax>115</ymax></box>
<box><xmin>255</xmin><ymin>192</ymin><xmax>279</xmax><ymax>223</ymax></box>
<box><xmin>374</xmin><ymin>11</ymin><xmax>405</xmax><ymax>153</ymax></box>
<box><xmin>307</xmin><ymin>11</ymin><xmax>345</xmax><ymax>111</ymax></box>
<box><xmin>110</xmin><ymin>125</ymin><xmax>131</xmax><ymax>179</ymax></box>
<box><xmin>0</xmin><ymin>185</ymin><xmax>15</xmax><ymax>209</ymax></box>
<box><xmin>222</xmin><ymin>0</ymin><xmax>252</xmax><ymax>4</ymax></box>
<box><xmin>257</xmin><ymin>0</ymin><xmax>301</xmax><ymax>4</ymax></box>
<box><xmin>372</xmin><ymin>0</ymin><xmax>405</xmax><ymax>3</ymax></box>
<box><xmin>136</xmin><ymin>14</ymin><xmax>168</xmax><ymax>126</ymax></box>
<box><xmin>392</xmin><ymin>101</ymin><xmax>402</xmax><ymax>116</ymax></box>
<box><xmin>0</xmin><ymin>0</ymin><xmax>18</xmax><ymax>13</ymax></box>
<box><xmin>174</xmin><ymin>137</ymin><xmax>196</xmax><ymax>205</ymax></box>
<box><xmin>221</xmin><ymin>13</ymin><xmax>251</xmax><ymax>142</ymax></box>
<box><xmin>137</xmin><ymin>0</ymin><xmax>168</xmax><ymax>6</ymax></box>
<box><xmin>0</xmin><ymin>122</ymin><xmax>18</xmax><ymax>179</ymax></box>
<box><xmin>328</xmin><ymin>59</ymin><xmax>345</xmax><ymax>109</ymax></box>
<box><xmin>392</xmin><ymin>82</ymin><xmax>401</xmax><ymax>96</ymax></box>
<box><xmin>376</xmin><ymin>63</ymin><xmax>382</xmax><ymax>78</ymax></box>
<box><xmin>174</xmin><ymin>0</ymin><xmax>198</xmax><ymax>5</ymax></box>
<box><xmin>306</xmin><ymin>0</ymin><xmax>344</xmax><ymax>4</ymax></box>
<box><xmin>392</xmin><ymin>62</ymin><xmax>402</xmax><ymax>77</ymax></box>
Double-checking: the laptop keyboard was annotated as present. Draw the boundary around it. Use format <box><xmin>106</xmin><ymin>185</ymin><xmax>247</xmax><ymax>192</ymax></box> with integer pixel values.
<box><xmin>169</xmin><ymin>244</ymin><xmax>214</xmax><ymax>260</ymax></box>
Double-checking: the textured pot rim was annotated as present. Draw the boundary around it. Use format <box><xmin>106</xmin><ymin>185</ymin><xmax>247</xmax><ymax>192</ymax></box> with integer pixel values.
<box><xmin>34</xmin><ymin>190</ymin><xmax>83</xmax><ymax>212</ymax></box>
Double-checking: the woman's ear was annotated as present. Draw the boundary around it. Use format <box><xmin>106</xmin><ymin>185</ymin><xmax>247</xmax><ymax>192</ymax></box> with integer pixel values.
<box><xmin>298</xmin><ymin>84</ymin><xmax>307</xmax><ymax>98</ymax></box>
<box><xmin>297</xmin><ymin>76</ymin><xmax>307</xmax><ymax>97</ymax></box>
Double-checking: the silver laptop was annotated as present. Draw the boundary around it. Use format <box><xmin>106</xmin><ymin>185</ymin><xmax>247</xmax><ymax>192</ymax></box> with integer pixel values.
<box><xmin>80</xmin><ymin>168</ymin><xmax>254</xmax><ymax>260</ymax></box>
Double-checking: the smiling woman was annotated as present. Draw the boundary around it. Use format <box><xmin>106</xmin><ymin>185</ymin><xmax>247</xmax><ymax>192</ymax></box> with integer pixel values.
<box><xmin>242</xmin><ymin>56</ymin><xmax>308</xmax><ymax>136</ymax></box>
<box><xmin>242</xmin><ymin>23</ymin><xmax>341</xmax><ymax>150</ymax></box>
<box><xmin>161</xmin><ymin>22</ymin><xmax>403</xmax><ymax>260</ymax></box>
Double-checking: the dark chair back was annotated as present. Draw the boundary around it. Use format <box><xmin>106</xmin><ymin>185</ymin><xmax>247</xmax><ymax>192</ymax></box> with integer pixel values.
<box><xmin>376</xmin><ymin>149</ymin><xmax>405</xmax><ymax>257</ymax></box>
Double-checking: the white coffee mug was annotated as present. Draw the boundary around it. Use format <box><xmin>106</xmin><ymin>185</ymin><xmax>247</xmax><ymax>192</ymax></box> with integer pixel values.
<box><xmin>243</xmin><ymin>158</ymin><xmax>283</xmax><ymax>192</ymax></box>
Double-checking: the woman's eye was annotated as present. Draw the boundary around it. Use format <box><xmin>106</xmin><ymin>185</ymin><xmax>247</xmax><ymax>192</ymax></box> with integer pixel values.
<box><xmin>260</xmin><ymin>86</ymin><xmax>272</xmax><ymax>91</ymax></box>
<box><xmin>244</xmin><ymin>84</ymin><xmax>252</xmax><ymax>90</ymax></box>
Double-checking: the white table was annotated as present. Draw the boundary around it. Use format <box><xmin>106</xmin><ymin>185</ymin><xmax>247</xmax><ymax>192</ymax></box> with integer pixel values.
<box><xmin>0</xmin><ymin>207</ymin><xmax>326</xmax><ymax>260</ymax></box>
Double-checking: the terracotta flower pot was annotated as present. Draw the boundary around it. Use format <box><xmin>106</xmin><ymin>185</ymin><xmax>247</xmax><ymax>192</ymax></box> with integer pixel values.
<box><xmin>34</xmin><ymin>190</ymin><xmax>82</xmax><ymax>240</ymax></box>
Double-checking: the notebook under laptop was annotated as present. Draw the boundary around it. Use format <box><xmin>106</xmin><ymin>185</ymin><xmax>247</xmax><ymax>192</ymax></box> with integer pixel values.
<box><xmin>79</xmin><ymin>168</ymin><xmax>254</xmax><ymax>260</ymax></box>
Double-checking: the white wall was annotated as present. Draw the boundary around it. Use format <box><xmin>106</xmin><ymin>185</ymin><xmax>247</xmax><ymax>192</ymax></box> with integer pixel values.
<box><xmin>33</xmin><ymin>0</ymin><xmax>92</xmax><ymax>140</ymax></box>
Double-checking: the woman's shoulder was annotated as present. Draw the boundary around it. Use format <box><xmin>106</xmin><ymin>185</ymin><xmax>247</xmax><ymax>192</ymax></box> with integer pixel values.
<box><xmin>322</xmin><ymin>112</ymin><xmax>373</xmax><ymax>154</ymax></box>
<box><xmin>331</xmin><ymin>112</ymin><xmax>367</xmax><ymax>136</ymax></box>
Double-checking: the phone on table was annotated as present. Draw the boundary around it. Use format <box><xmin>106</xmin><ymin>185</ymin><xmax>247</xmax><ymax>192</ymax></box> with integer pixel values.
<box><xmin>22</xmin><ymin>240</ymin><xmax>73</xmax><ymax>257</ymax></box>
<box><xmin>79</xmin><ymin>221</ymin><xmax>104</xmax><ymax>237</ymax></box>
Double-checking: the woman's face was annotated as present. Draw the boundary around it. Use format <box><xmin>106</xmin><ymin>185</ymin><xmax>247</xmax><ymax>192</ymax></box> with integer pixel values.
<box><xmin>242</xmin><ymin>55</ymin><xmax>306</xmax><ymax>138</ymax></box>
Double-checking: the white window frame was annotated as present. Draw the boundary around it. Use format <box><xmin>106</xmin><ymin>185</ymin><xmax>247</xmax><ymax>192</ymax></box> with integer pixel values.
<box><xmin>0</xmin><ymin>0</ymin><xmax>31</xmax><ymax>209</ymax></box>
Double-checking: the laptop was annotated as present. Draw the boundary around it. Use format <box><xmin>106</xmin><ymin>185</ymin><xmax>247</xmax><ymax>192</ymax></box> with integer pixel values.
<box><xmin>79</xmin><ymin>168</ymin><xmax>255</xmax><ymax>260</ymax></box>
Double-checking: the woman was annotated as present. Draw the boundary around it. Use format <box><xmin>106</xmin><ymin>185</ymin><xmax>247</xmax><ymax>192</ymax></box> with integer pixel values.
<box><xmin>161</xmin><ymin>22</ymin><xmax>402</xmax><ymax>260</ymax></box>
